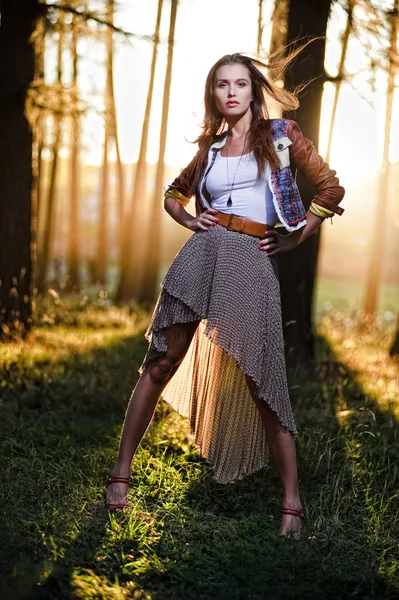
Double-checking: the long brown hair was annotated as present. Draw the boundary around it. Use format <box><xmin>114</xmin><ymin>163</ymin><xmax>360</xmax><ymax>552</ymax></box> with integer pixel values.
<box><xmin>180</xmin><ymin>41</ymin><xmax>316</xmax><ymax>195</ymax></box>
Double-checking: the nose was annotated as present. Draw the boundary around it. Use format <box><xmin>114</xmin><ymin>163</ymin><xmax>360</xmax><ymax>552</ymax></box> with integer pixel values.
<box><xmin>227</xmin><ymin>86</ymin><xmax>236</xmax><ymax>97</ymax></box>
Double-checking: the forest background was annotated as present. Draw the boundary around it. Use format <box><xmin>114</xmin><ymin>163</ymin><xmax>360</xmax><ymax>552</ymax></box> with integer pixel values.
<box><xmin>0</xmin><ymin>1</ymin><xmax>399</xmax><ymax>599</ymax></box>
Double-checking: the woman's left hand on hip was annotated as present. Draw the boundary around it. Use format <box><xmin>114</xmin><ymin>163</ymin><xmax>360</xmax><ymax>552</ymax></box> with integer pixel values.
<box><xmin>259</xmin><ymin>230</ymin><xmax>298</xmax><ymax>256</ymax></box>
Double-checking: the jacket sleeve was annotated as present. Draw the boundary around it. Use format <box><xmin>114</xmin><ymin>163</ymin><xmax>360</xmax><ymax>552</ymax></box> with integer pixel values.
<box><xmin>286</xmin><ymin>119</ymin><xmax>345</xmax><ymax>216</ymax></box>
<box><xmin>164</xmin><ymin>151</ymin><xmax>201</xmax><ymax>207</ymax></box>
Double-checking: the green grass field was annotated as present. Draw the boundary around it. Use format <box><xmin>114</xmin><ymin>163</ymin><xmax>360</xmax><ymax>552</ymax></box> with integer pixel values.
<box><xmin>315</xmin><ymin>277</ymin><xmax>398</xmax><ymax>321</ymax></box>
<box><xmin>0</xmin><ymin>280</ymin><xmax>398</xmax><ymax>599</ymax></box>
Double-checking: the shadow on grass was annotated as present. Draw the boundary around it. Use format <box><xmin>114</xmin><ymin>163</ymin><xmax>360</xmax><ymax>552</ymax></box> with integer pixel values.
<box><xmin>116</xmin><ymin>334</ymin><xmax>398</xmax><ymax>600</ymax></box>
<box><xmin>0</xmin><ymin>326</ymin><xmax>148</xmax><ymax>600</ymax></box>
<box><xmin>1</xmin><ymin>330</ymin><xmax>398</xmax><ymax>599</ymax></box>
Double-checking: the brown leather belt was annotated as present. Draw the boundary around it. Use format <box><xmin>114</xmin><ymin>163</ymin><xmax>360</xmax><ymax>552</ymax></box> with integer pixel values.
<box><xmin>214</xmin><ymin>211</ymin><xmax>275</xmax><ymax>239</ymax></box>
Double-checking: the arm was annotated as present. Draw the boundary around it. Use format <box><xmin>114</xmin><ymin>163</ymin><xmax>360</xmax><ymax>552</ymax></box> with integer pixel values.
<box><xmin>164</xmin><ymin>194</ymin><xmax>195</xmax><ymax>230</ymax></box>
<box><xmin>164</xmin><ymin>195</ymin><xmax>219</xmax><ymax>232</ymax></box>
<box><xmin>289</xmin><ymin>211</ymin><xmax>326</xmax><ymax>246</ymax></box>
<box><xmin>163</xmin><ymin>148</ymin><xmax>203</xmax><ymax>203</ymax></box>
<box><xmin>163</xmin><ymin>147</ymin><xmax>219</xmax><ymax>231</ymax></box>
<box><xmin>162</xmin><ymin>151</ymin><xmax>198</xmax><ymax>231</ymax></box>
<box><xmin>287</xmin><ymin>119</ymin><xmax>345</xmax><ymax>217</ymax></box>
<box><xmin>261</xmin><ymin>210</ymin><xmax>325</xmax><ymax>255</ymax></box>
<box><xmin>261</xmin><ymin>121</ymin><xmax>345</xmax><ymax>255</ymax></box>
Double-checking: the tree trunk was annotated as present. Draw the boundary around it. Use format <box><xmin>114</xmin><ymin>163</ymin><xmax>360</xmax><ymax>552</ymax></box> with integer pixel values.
<box><xmin>66</xmin><ymin>18</ymin><xmax>80</xmax><ymax>292</ymax></box>
<box><xmin>325</xmin><ymin>0</ymin><xmax>354</xmax><ymax>163</ymax></box>
<box><xmin>390</xmin><ymin>314</ymin><xmax>399</xmax><ymax>358</ymax></box>
<box><xmin>0</xmin><ymin>0</ymin><xmax>45</xmax><ymax>337</ymax></box>
<box><xmin>278</xmin><ymin>0</ymin><xmax>332</xmax><ymax>365</ymax></box>
<box><xmin>96</xmin><ymin>0</ymin><xmax>114</xmax><ymax>286</ymax></box>
<box><xmin>257</xmin><ymin>0</ymin><xmax>264</xmax><ymax>54</ymax></box>
<box><xmin>32</xmin><ymin>14</ymin><xmax>46</xmax><ymax>294</ymax></box>
<box><xmin>97</xmin><ymin>128</ymin><xmax>109</xmax><ymax>285</ymax></box>
<box><xmin>136</xmin><ymin>0</ymin><xmax>178</xmax><ymax>306</ymax></box>
<box><xmin>37</xmin><ymin>118</ymin><xmax>61</xmax><ymax>293</ymax></box>
<box><xmin>114</xmin><ymin>121</ymin><xmax>125</xmax><ymax>270</ymax></box>
<box><xmin>115</xmin><ymin>0</ymin><xmax>163</xmax><ymax>303</ymax></box>
<box><xmin>269</xmin><ymin>0</ymin><xmax>289</xmax><ymax>58</ymax></box>
<box><xmin>363</xmin><ymin>0</ymin><xmax>398</xmax><ymax>320</ymax></box>
<box><xmin>106</xmin><ymin>0</ymin><xmax>125</xmax><ymax>283</ymax></box>
<box><xmin>37</xmin><ymin>11</ymin><xmax>64</xmax><ymax>294</ymax></box>
<box><xmin>32</xmin><ymin>17</ymin><xmax>46</xmax><ymax>264</ymax></box>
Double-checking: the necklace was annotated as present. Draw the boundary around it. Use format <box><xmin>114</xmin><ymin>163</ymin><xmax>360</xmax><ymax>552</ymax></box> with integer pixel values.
<box><xmin>225</xmin><ymin>131</ymin><xmax>248</xmax><ymax>207</ymax></box>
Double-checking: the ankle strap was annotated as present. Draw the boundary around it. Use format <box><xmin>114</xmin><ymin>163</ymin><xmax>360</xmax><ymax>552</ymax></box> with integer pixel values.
<box><xmin>282</xmin><ymin>508</ymin><xmax>305</xmax><ymax>519</ymax></box>
<box><xmin>107</xmin><ymin>477</ymin><xmax>130</xmax><ymax>484</ymax></box>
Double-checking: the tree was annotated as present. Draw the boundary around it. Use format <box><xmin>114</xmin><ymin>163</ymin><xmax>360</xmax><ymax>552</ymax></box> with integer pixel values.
<box><xmin>115</xmin><ymin>0</ymin><xmax>164</xmax><ymax>303</ymax></box>
<box><xmin>36</xmin><ymin>9</ymin><xmax>65</xmax><ymax>295</ymax></box>
<box><xmin>66</xmin><ymin>12</ymin><xmax>81</xmax><ymax>292</ymax></box>
<box><xmin>272</xmin><ymin>0</ymin><xmax>333</xmax><ymax>364</ymax></box>
<box><xmin>325</xmin><ymin>0</ymin><xmax>354</xmax><ymax>163</ymax></box>
<box><xmin>269</xmin><ymin>0</ymin><xmax>288</xmax><ymax>58</ymax></box>
<box><xmin>363</xmin><ymin>1</ymin><xmax>399</xmax><ymax>320</ymax></box>
<box><xmin>136</xmin><ymin>0</ymin><xmax>178</xmax><ymax>305</ymax></box>
<box><xmin>96</xmin><ymin>0</ymin><xmax>113</xmax><ymax>285</ymax></box>
<box><xmin>390</xmin><ymin>313</ymin><xmax>399</xmax><ymax>358</ymax></box>
<box><xmin>0</xmin><ymin>0</ymin><xmax>150</xmax><ymax>335</ymax></box>
<box><xmin>32</xmin><ymin>13</ymin><xmax>46</xmax><ymax>261</ymax></box>
<box><xmin>257</xmin><ymin>0</ymin><xmax>265</xmax><ymax>54</ymax></box>
<box><xmin>0</xmin><ymin>0</ymin><xmax>45</xmax><ymax>338</ymax></box>
<box><xmin>94</xmin><ymin>0</ymin><xmax>125</xmax><ymax>286</ymax></box>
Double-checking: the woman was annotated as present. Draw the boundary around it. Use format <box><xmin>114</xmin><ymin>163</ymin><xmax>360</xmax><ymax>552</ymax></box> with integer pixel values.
<box><xmin>106</xmin><ymin>51</ymin><xmax>345</xmax><ymax>539</ymax></box>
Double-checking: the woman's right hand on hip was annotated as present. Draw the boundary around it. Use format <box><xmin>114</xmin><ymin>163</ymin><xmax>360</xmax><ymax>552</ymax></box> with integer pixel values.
<box><xmin>188</xmin><ymin>209</ymin><xmax>219</xmax><ymax>232</ymax></box>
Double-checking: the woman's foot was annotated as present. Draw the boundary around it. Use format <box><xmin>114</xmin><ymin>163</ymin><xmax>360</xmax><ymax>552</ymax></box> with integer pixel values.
<box><xmin>280</xmin><ymin>501</ymin><xmax>304</xmax><ymax>539</ymax></box>
<box><xmin>106</xmin><ymin>468</ymin><xmax>131</xmax><ymax>512</ymax></box>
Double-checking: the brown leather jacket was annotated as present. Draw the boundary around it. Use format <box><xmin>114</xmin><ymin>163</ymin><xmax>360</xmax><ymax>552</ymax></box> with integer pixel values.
<box><xmin>286</xmin><ymin>120</ymin><xmax>345</xmax><ymax>216</ymax></box>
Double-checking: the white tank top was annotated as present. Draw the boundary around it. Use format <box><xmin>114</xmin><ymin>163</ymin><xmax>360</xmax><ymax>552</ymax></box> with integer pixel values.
<box><xmin>205</xmin><ymin>150</ymin><xmax>278</xmax><ymax>225</ymax></box>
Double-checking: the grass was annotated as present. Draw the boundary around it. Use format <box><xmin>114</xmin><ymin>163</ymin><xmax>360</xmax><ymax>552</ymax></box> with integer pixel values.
<box><xmin>315</xmin><ymin>277</ymin><xmax>399</xmax><ymax>319</ymax></box>
<box><xmin>0</xmin><ymin>289</ymin><xmax>398</xmax><ymax>599</ymax></box>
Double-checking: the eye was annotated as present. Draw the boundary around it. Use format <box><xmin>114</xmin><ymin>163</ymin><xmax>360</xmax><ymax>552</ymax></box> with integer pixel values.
<box><xmin>217</xmin><ymin>83</ymin><xmax>226</xmax><ymax>88</ymax></box>
<box><xmin>238</xmin><ymin>82</ymin><xmax>247</xmax><ymax>87</ymax></box>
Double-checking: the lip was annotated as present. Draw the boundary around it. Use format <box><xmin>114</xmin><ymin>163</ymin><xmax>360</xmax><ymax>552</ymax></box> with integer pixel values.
<box><xmin>226</xmin><ymin>101</ymin><xmax>239</xmax><ymax>107</ymax></box>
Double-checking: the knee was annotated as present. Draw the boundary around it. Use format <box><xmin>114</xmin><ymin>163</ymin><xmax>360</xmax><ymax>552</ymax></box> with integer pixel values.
<box><xmin>147</xmin><ymin>353</ymin><xmax>178</xmax><ymax>385</ymax></box>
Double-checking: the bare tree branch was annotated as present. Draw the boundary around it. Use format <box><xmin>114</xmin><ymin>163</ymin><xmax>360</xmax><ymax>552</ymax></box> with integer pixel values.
<box><xmin>42</xmin><ymin>1</ymin><xmax>155</xmax><ymax>41</ymax></box>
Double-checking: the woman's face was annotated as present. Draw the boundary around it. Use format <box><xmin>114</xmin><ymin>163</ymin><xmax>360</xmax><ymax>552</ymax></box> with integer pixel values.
<box><xmin>213</xmin><ymin>63</ymin><xmax>253</xmax><ymax>119</ymax></box>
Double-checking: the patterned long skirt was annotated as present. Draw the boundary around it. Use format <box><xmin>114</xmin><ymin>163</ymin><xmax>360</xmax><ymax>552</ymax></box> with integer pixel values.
<box><xmin>139</xmin><ymin>224</ymin><xmax>297</xmax><ymax>484</ymax></box>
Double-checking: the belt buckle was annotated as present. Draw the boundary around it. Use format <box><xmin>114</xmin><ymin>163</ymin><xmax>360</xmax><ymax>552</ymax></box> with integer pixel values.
<box><xmin>227</xmin><ymin>213</ymin><xmax>234</xmax><ymax>230</ymax></box>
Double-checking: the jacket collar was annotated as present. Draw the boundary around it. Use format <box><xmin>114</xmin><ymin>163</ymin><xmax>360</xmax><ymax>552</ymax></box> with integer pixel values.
<box><xmin>209</xmin><ymin>132</ymin><xmax>228</xmax><ymax>152</ymax></box>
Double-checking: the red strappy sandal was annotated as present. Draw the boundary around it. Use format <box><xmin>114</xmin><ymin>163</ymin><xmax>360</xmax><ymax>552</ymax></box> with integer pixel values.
<box><xmin>282</xmin><ymin>508</ymin><xmax>305</xmax><ymax>519</ymax></box>
<box><xmin>106</xmin><ymin>476</ymin><xmax>130</xmax><ymax>512</ymax></box>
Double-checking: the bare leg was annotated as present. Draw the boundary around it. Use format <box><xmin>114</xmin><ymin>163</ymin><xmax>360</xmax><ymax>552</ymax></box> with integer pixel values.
<box><xmin>245</xmin><ymin>375</ymin><xmax>303</xmax><ymax>539</ymax></box>
<box><xmin>107</xmin><ymin>320</ymin><xmax>200</xmax><ymax>508</ymax></box>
